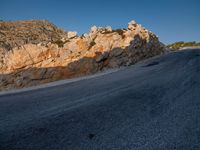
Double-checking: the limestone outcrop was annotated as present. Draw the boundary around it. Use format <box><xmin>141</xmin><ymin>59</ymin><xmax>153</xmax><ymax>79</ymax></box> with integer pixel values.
<box><xmin>0</xmin><ymin>20</ymin><xmax>165</xmax><ymax>91</ymax></box>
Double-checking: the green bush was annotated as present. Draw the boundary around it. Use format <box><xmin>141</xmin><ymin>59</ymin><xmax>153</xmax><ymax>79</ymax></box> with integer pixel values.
<box><xmin>167</xmin><ymin>41</ymin><xmax>200</xmax><ymax>49</ymax></box>
<box><xmin>101</xmin><ymin>28</ymin><xmax>126</xmax><ymax>39</ymax></box>
<box><xmin>88</xmin><ymin>40</ymin><xmax>96</xmax><ymax>49</ymax></box>
<box><xmin>52</xmin><ymin>40</ymin><xmax>69</xmax><ymax>47</ymax></box>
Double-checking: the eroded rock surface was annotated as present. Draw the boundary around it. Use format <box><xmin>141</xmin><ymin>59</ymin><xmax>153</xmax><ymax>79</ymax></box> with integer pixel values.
<box><xmin>0</xmin><ymin>20</ymin><xmax>165</xmax><ymax>91</ymax></box>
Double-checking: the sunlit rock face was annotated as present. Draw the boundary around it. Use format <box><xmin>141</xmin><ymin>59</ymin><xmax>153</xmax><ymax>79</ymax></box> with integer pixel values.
<box><xmin>0</xmin><ymin>20</ymin><xmax>165</xmax><ymax>90</ymax></box>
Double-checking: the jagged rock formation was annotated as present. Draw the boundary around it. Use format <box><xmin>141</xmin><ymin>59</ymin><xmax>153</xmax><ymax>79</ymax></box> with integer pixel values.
<box><xmin>0</xmin><ymin>20</ymin><xmax>165</xmax><ymax>91</ymax></box>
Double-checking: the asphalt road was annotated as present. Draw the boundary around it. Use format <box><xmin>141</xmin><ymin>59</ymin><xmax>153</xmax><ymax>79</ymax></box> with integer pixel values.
<box><xmin>0</xmin><ymin>49</ymin><xmax>200</xmax><ymax>150</ymax></box>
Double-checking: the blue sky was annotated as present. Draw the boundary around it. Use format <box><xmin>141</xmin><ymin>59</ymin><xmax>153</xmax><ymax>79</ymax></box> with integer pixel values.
<box><xmin>1</xmin><ymin>0</ymin><xmax>199</xmax><ymax>44</ymax></box>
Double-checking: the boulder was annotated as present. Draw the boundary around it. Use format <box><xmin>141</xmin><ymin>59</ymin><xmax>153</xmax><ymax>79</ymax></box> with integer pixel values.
<box><xmin>91</xmin><ymin>26</ymin><xmax>97</xmax><ymax>32</ymax></box>
<box><xmin>67</xmin><ymin>31</ymin><xmax>77</xmax><ymax>39</ymax></box>
<box><xmin>128</xmin><ymin>20</ymin><xmax>137</xmax><ymax>30</ymax></box>
<box><xmin>105</xmin><ymin>26</ymin><xmax>112</xmax><ymax>32</ymax></box>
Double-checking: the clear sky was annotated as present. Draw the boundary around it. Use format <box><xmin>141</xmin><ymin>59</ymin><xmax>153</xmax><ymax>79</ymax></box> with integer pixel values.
<box><xmin>1</xmin><ymin>0</ymin><xmax>199</xmax><ymax>44</ymax></box>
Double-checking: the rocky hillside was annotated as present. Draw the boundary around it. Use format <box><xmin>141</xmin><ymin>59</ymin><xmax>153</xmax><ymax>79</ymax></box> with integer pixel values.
<box><xmin>167</xmin><ymin>41</ymin><xmax>200</xmax><ymax>50</ymax></box>
<box><xmin>0</xmin><ymin>20</ymin><xmax>68</xmax><ymax>68</ymax></box>
<box><xmin>0</xmin><ymin>20</ymin><xmax>165</xmax><ymax>91</ymax></box>
<box><xmin>0</xmin><ymin>20</ymin><xmax>68</xmax><ymax>50</ymax></box>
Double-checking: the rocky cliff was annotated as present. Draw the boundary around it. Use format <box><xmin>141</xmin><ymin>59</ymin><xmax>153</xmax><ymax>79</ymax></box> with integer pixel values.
<box><xmin>0</xmin><ymin>20</ymin><xmax>165</xmax><ymax>91</ymax></box>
